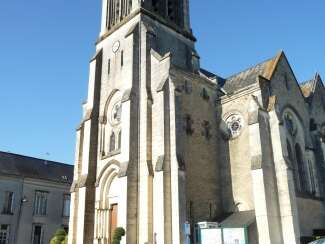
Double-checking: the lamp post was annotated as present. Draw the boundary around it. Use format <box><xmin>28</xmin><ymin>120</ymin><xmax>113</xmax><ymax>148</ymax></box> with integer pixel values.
<box><xmin>14</xmin><ymin>178</ymin><xmax>28</xmax><ymax>244</ymax></box>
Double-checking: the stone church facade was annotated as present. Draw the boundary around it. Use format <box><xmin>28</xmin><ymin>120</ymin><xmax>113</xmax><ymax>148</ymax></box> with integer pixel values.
<box><xmin>68</xmin><ymin>0</ymin><xmax>325</xmax><ymax>243</ymax></box>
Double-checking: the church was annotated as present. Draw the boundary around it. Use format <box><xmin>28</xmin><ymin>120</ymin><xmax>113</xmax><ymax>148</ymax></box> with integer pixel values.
<box><xmin>68</xmin><ymin>0</ymin><xmax>325</xmax><ymax>243</ymax></box>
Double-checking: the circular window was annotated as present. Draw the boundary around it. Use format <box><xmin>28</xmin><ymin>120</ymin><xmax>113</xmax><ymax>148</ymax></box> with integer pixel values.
<box><xmin>226</xmin><ymin>114</ymin><xmax>244</xmax><ymax>139</ymax></box>
<box><xmin>111</xmin><ymin>102</ymin><xmax>122</xmax><ymax>125</ymax></box>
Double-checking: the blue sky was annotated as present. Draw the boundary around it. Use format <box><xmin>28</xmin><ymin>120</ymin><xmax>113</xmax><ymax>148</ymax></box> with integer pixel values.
<box><xmin>0</xmin><ymin>1</ymin><xmax>324</xmax><ymax>164</ymax></box>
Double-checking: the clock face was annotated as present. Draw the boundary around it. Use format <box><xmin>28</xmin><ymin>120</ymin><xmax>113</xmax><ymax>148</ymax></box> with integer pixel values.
<box><xmin>112</xmin><ymin>41</ymin><xmax>120</xmax><ymax>53</ymax></box>
<box><xmin>226</xmin><ymin>113</ymin><xmax>244</xmax><ymax>139</ymax></box>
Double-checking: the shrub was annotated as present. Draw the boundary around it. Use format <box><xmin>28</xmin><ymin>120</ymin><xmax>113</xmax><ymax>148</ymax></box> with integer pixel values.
<box><xmin>50</xmin><ymin>228</ymin><xmax>67</xmax><ymax>244</ymax></box>
<box><xmin>112</xmin><ymin>227</ymin><xmax>125</xmax><ymax>244</ymax></box>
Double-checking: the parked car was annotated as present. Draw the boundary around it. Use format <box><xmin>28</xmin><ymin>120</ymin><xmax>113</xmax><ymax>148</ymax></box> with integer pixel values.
<box><xmin>309</xmin><ymin>239</ymin><xmax>325</xmax><ymax>244</ymax></box>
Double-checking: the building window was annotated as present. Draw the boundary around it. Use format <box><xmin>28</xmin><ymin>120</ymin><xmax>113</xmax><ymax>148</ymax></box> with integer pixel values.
<box><xmin>62</xmin><ymin>194</ymin><xmax>71</xmax><ymax>217</ymax></box>
<box><xmin>284</xmin><ymin>113</ymin><xmax>297</xmax><ymax>136</ymax></box>
<box><xmin>2</xmin><ymin>192</ymin><xmax>14</xmax><ymax>214</ymax></box>
<box><xmin>111</xmin><ymin>102</ymin><xmax>122</xmax><ymax>124</ymax></box>
<box><xmin>226</xmin><ymin>113</ymin><xmax>244</xmax><ymax>139</ymax></box>
<box><xmin>0</xmin><ymin>225</ymin><xmax>10</xmax><ymax>244</ymax></box>
<box><xmin>152</xmin><ymin>0</ymin><xmax>159</xmax><ymax>12</ymax></box>
<box><xmin>121</xmin><ymin>50</ymin><xmax>124</xmax><ymax>66</ymax></box>
<box><xmin>118</xmin><ymin>130</ymin><xmax>122</xmax><ymax>149</ymax></box>
<box><xmin>109</xmin><ymin>132</ymin><xmax>116</xmax><ymax>152</ymax></box>
<box><xmin>167</xmin><ymin>0</ymin><xmax>175</xmax><ymax>20</ymax></box>
<box><xmin>201</xmin><ymin>120</ymin><xmax>211</xmax><ymax>140</ymax></box>
<box><xmin>295</xmin><ymin>144</ymin><xmax>308</xmax><ymax>193</ymax></box>
<box><xmin>284</xmin><ymin>74</ymin><xmax>290</xmax><ymax>90</ymax></box>
<box><xmin>32</xmin><ymin>225</ymin><xmax>43</xmax><ymax>244</ymax></box>
<box><xmin>308</xmin><ymin>160</ymin><xmax>316</xmax><ymax>195</ymax></box>
<box><xmin>107</xmin><ymin>59</ymin><xmax>111</xmax><ymax>75</ymax></box>
<box><xmin>33</xmin><ymin>191</ymin><xmax>48</xmax><ymax>216</ymax></box>
<box><xmin>200</xmin><ymin>88</ymin><xmax>210</xmax><ymax>101</ymax></box>
<box><xmin>310</xmin><ymin>118</ymin><xmax>317</xmax><ymax>131</ymax></box>
<box><xmin>287</xmin><ymin>139</ymin><xmax>299</xmax><ymax>190</ymax></box>
<box><xmin>184</xmin><ymin>114</ymin><xmax>194</xmax><ymax>135</ymax></box>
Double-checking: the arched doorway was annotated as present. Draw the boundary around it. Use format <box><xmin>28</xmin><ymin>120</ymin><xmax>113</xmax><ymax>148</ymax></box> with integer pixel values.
<box><xmin>107</xmin><ymin>175</ymin><xmax>119</xmax><ymax>243</ymax></box>
<box><xmin>95</xmin><ymin>163</ymin><xmax>123</xmax><ymax>244</ymax></box>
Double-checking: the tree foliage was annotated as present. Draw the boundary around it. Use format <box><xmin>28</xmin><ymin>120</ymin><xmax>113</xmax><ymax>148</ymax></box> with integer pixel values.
<box><xmin>50</xmin><ymin>228</ymin><xmax>68</xmax><ymax>244</ymax></box>
<box><xmin>112</xmin><ymin>227</ymin><xmax>125</xmax><ymax>244</ymax></box>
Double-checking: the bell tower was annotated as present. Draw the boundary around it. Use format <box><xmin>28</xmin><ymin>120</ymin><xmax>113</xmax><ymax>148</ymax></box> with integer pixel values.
<box><xmin>100</xmin><ymin>0</ymin><xmax>192</xmax><ymax>36</ymax></box>
<box><xmin>69</xmin><ymin>0</ymin><xmax>200</xmax><ymax>243</ymax></box>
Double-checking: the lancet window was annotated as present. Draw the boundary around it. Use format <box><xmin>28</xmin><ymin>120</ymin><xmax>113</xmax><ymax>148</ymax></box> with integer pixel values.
<box><xmin>283</xmin><ymin>109</ymin><xmax>317</xmax><ymax>195</ymax></box>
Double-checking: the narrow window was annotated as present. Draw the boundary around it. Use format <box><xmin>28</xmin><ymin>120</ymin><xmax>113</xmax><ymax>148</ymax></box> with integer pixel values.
<box><xmin>184</xmin><ymin>114</ymin><xmax>194</xmax><ymax>135</ymax></box>
<box><xmin>62</xmin><ymin>194</ymin><xmax>71</xmax><ymax>217</ymax></box>
<box><xmin>284</xmin><ymin>74</ymin><xmax>290</xmax><ymax>90</ymax></box>
<box><xmin>32</xmin><ymin>225</ymin><xmax>43</xmax><ymax>244</ymax></box>
<box><xmin>2</xmin><ymin>192</ymin><xmax>14</xmax><ymax>214</ymax></box>
<box><xmin>167</xmin><ymin>0</ymin><xmax>174</xmax><ymax>20</ymax></box>
<box><xmin>295</xmin><ymin>144</ymin><xmax>308</xmax><ymax>192</ymax></box>
<box><xmin>121</xmin><ymin>50</ymin><xmax>124</xmax><ymax>66</ymax></box>
<box><xmin>0</xmin><ymin>225</ymin><xmax>10</xmax><ymax>244</ymax></box>
<box><xmin>118</xmin><ymin>130</ymin><xmax>122</xmax><ymax>149</ymax></box>
<box><xmin>287</xmin><ymin>140</ymin><xmax>299</xmax><ymax>190</ymax></box>
<box><xmin>109</xmin><ymin>132</ymin><xmax>116</xmax><ymax>152</ymax></box>
<box><xmin>201</xmin><ymin>88</ymin><xmax>210</xmax><ymax>101</ymax></box>
<box><xmin>33</xmin><ymin>191</ymin><xmax>48</xmax><ymax>216</ymax></box>
<box><xmin>308</xmin><ymin>160</ymin><xmax>316</xmax><ymax>194</ymax></box>
<box><xmin>310</xmin><ymin>119</ymin><xmax>317</xmax><ymax>131</ymax></box>
<box><xmin>152</xmin><ymin>0</ymin><xmax>159</xmax><ymax>12</ymax></box>
<box><xmin>108</xmin><ymin>59</ymin><xmax>111</xmax><ymax>75</ymax></box>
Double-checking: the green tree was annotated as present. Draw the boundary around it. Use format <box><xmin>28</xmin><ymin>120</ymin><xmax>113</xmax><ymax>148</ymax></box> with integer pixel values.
<box><xmin>50</xmin><ymin>229</ymin><xmax>67</xmax><ymax>244</ymax></box>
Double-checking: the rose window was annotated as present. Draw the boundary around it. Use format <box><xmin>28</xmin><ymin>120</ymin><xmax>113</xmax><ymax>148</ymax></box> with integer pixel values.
<box><xmin>226</xmin><ymin>114</ymin><xmax>244</xmax><ymax>139</ymax></box>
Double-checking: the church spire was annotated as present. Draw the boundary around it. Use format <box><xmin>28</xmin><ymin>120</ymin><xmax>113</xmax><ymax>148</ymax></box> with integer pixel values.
<box><xmin>100</xmin><ymin>0</ymin><xmax>191</xmax><ymax>36</ymax></box>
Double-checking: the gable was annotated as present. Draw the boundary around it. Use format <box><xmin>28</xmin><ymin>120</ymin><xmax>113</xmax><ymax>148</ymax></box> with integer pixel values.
<box><xmin>268</xmin><ymin>52</ymin><xmax>307</xmax><ymax>101</ymax></box>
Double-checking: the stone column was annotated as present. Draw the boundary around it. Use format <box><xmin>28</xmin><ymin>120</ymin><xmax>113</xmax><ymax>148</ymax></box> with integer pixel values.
<box><xmin>138</xmin><ymin>23</ymin><xmax>154</xmax><ymax>244</ymax></box>
<box><xmin>169</xmin><ymin>81</ymin><xmax>186</xmax><ymax>244</ymax></box>
<box><xmin>269</xmin><ymin>110</ymin><xmax>300</xmax><ymax>244</ymax></box>
<box><xmin>153</xmin><ymin>82</ymin><xmax>166</xmax><ymax>243</ymax></box>
<box><xmin>248</xmin><ymin>102</ymin><xmax>282</xmax><ymax>244</ymax></box>
<box><xmin>71</xmin><ymin>50</ymin><xmax>102</xmax><ymax>244</ymax></box>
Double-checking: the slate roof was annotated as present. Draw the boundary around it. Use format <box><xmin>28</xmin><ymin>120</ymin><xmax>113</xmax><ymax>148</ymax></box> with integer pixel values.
<box><xmin>222</xmin><ymin>52</ymin><xmax>281</xmax><ymax>93</ymax></box>
<box><xmin>0</xmin><ymin>151</ymin><xmax>74</xmax><ymax>184</ymax></box>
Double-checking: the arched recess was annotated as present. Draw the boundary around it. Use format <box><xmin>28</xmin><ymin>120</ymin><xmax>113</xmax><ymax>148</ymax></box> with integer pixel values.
<box><xmin>95</xmin><ymin>161</ymin><xmax>122</xmax><ymax>242</ymax></box>
<box><xmin>282</xmin><ymin>106</ymin><xmax>314</xmax><ymax>194</ymax></box>
<box><xmin>101</xmin><ymin>90</ymin><xmax>123</xmax><ymax>157</ymax></box>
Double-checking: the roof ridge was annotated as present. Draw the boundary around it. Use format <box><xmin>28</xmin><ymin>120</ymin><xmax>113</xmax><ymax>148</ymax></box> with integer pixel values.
<box><xmin>0</xmin><ymin>151</ymin><xmax>72</xmax><ymax>166</ymax></box>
